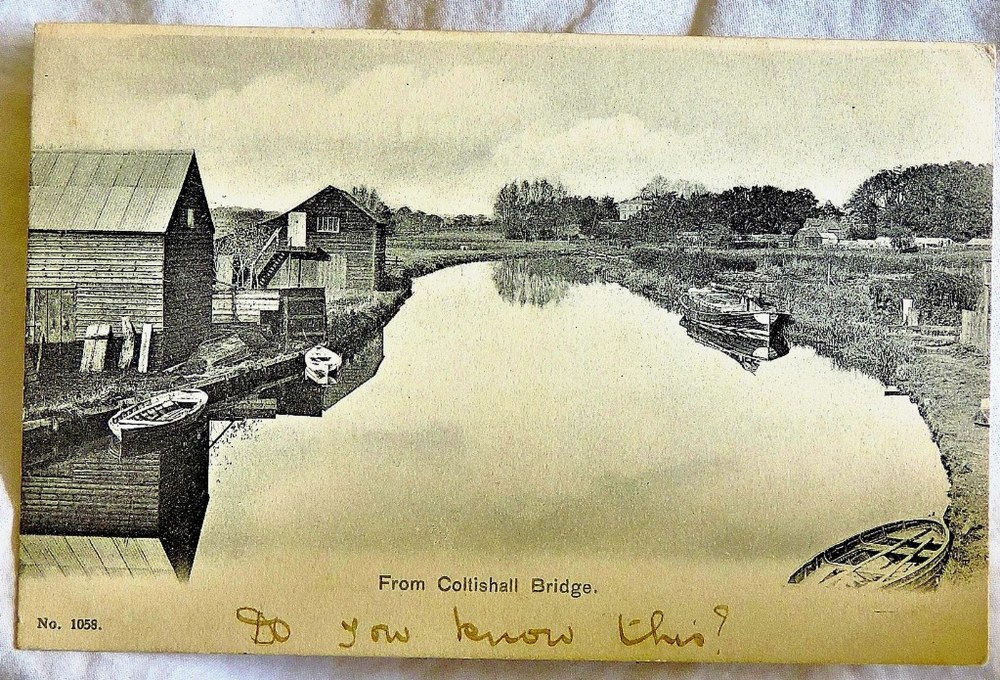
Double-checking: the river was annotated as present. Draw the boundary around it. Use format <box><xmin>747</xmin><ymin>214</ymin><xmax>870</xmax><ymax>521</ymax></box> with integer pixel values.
<box><xmin>195</xmin><ymin>260</ymin><xmax>949</xmax><ymax>577</ymax></box>
<box><xmin>17</xmin><ymin>258</ymin><xmax>962</xmax><ymax>657</ymax></box>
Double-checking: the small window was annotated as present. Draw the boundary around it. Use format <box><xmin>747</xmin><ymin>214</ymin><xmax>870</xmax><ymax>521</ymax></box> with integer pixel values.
<box><xmin>186</xmin><ymin>208</ymin><xmax>195</xmax><ymax>228</ymax></box>
<box><xmin>317</xmin><ymin>216</ymin><xmax>341</xmax><ymax>233</ymax></box>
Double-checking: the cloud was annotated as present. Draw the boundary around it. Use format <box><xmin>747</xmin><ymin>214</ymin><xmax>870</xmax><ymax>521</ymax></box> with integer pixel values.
<box><xmin>488</xmin><ymin>115</ymin><xmax>691</xmax><ymax>200</ymax></box>
<box><xmin>32</xmin><ymin>32</ymin><xmax>994</xmax><ymax>214</ymax></box>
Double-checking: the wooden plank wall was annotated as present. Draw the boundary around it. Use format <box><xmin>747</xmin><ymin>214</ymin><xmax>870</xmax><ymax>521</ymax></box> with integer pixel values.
<box><xmin>212</xmin><ymin>289</ymin><xmax>281</xmax><ymax>323</ymax></box>
<box><xmin>26</xmin><ymin>231</ymin><xmax>165</xmax><ymax>339</ymax></box>
<box><xmin>20</xmin><ymin>453</ymin><xmax>161</xmax><ymax>536</ymax></box>
<box><xmin>162</xmin><ymin>156</ymin><xmax>216</xmax><ymax>367</ymax></box>
<box><xmin>274</xmin><ymin>287</ymin><xmax>327</xmax><ymax>350</ymax></box>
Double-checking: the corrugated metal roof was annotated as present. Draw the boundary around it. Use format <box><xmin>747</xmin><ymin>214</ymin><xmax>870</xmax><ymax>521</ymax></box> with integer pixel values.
<box><xmin>29</xmin><ymin>150</ymin><xmax>194</xmax><ymax>233</ymax></box>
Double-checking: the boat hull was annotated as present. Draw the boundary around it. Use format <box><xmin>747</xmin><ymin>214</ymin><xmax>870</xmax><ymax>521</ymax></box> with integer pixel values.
<box><xmin>304</xmin><ymin>346</ymin><xmax>343</xmax><ymax>386</ymax></box>
<box><xmin>788</xmin><ymin>518</ymin><xmax>951</xmax><ymax>590</ymax></box>
<box><xmin>680</xmin><ymin>294</ymin><xmax>788</xmax><ymax>341</ymax></box>
<box><xmin>108</xmin><ymin>389</ymin><xmax>210</xmax><ymax>450</ymax></box>
<box><xmin>680</xmin><ymin>317</ymin><xmax>789</xmax><ymax>372</ymax></box>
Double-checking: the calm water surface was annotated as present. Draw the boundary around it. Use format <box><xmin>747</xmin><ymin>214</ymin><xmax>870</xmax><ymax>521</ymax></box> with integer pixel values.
<box><xmin>196</xmin><ymin>261</ymin><xmax>949</xmax><ymax>575</ymax></box>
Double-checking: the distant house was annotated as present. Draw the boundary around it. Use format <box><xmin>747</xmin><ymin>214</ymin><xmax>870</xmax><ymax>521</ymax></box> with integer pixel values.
<box><xmin>243</xmin><ymin>185</ymin><xmax>388</xmax><ymax>295</ymax></box>
<box><xmin>794</xmin><ymin>218</ymin><xmax>851</xmax><ymax>247</ymax></box>
<box><xmin>967</xmin><ymin>237</ymin><xmax>992</xmax><ymax>248</ymax></box>
<box><xmin>914</xmin><ymin>237</ymin><xmax>955</xmax><ymax>250</ymax></box>
<box><xmin>847</xmin><ymin>239</ymin><xmax>879</xmax><ymax>249</ymax></box>
<box><xmin>618</xmin><ymin>197</ymin><xmax>651</xmax><ymax>221</ymax></box>
<box><xmin>27</xmin><ymin>149</ymin><xmax>215</xmax><ymax>369</ymax></box>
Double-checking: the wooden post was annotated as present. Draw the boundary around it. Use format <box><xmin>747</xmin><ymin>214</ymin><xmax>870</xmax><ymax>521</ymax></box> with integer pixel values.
<box><xmin>91</xmin><ymin>323</ymin><xmax>111</xmax><ymax>372</ymax></box>
<box><xmin>118</xmin><ymin>317</ymin><xmax>136</xmax><ymax>370</ymax></box>
<box><xmin>138</xmin><ymin>323</ymin><xmax>153</xmax><ymax>373</ymax></box>
<box><xmin>80</xmin><ymin>324</ymin><xmax>99</xmax><ymax>373</ymax></box>
<box><xmin>826</xmin><ymin>260</ymin><xmax>833</xmax><ymax>285</ymax></box>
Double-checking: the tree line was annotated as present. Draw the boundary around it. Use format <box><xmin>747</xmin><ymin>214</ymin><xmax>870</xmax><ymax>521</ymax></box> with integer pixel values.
<box><xmin>351</xmin><ymin>186</ymin><xmax>496</xmax><ymax>236</ymax></box>
<box><xmin>844</xmin><ymin>161</ymin><xmax>991</xmax><ymax>242</ymax></box>
<box><xmin>493</xmin><ymin>179</ymin><xmax>618</xmax><ymax>240</ymax></box>
<box><xmin>348</xmin><ymin>159</ymin><xmax>990</xmax><ymax>244</ymax></box>
<box><xmin>492</xmin><ymin>161</ymin><xmax>991</xmax><ymax>244</ymax></box>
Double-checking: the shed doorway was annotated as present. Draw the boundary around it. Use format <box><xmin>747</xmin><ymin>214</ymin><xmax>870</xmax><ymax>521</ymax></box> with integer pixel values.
<box><xmin>288</xmin><ymin>211</ymin><xmax>307</xmax><ymax>247</ymax></box>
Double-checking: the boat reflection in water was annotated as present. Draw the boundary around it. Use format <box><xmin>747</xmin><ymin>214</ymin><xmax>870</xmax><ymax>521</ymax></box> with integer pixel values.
<box><xmin>680</xmin><ymin>317</ymin><xmax>789</xmax><ymax>373</ymax></box>
<box><xmin>208</xmin><ymin>328</ymin><xmax>385</xmax><ymax>450</ymax></box>
<box><xmin>272</xmin><ymin>330</ymin><xmax>384</xmax><ymax>417</ymax></box>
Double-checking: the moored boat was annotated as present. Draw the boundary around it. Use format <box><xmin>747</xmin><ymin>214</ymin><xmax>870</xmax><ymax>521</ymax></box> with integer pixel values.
<box><xmin>680</xmin><ymin>284</ymin><xmax>788</xmax><ymax>341</ymax></box>
<box><xmin>788</xmin><ymin>517</ymin><xmax>950</xmax><ymax>590</ymax></box>
<box><xmin>304</xmin><ymin>345</ymin><xmax>342</xmax><ymax>386</ymax></box>
<box><xmin>108</xmin><ymin>388</ymin><xmax>209</xmax><ymax>444</ymax></box>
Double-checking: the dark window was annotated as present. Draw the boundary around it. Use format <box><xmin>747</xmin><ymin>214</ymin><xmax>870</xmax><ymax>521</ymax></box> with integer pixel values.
<box><xmin>317</xmin><ymin>216</ymin><xmax>341</xmax><ymax>233</ymax></box>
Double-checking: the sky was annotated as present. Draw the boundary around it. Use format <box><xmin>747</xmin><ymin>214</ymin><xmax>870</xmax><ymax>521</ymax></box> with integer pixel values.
<box><xmin>32</xmin><ymin>25</ymin><xmax>995</xmax><ymax>215</ymax></box>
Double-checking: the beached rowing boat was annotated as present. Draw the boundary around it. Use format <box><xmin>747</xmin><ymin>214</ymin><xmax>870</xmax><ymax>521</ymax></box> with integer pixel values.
<box><xmin>788</xmin><ymin>518</ymin><xmax>950</xmax><ymax>590</ymax></box>
<box><xmin>108</xmin><ymin>389</ymin><xmax>209</xmax><ymax>444</ymax></box>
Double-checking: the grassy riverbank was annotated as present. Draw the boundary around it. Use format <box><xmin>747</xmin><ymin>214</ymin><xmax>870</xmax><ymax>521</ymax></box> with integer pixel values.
<box><xmin>571</xmin><ymin>243</ymin><xmax>989</xmax><ymax>582</ymax></box>
<box><xmin>22</xmin><ymin>286</ymin><xmax>412</xmax><ymax>424</ymax></box>
<box><xmin>387</xmin><ymin>233</ymin><xmax>583</xmax><ymax>280</ymax></box>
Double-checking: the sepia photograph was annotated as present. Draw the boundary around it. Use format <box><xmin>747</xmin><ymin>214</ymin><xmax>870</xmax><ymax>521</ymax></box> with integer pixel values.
<box><xmin>15</xmin><ymin>24</ymin><xmax>993</xmax><ymax>664</ymax></box>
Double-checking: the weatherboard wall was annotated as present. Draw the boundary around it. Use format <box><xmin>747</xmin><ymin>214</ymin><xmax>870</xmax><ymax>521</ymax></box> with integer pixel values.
<box><xmin>26</xmin><ymin>230</ymin><xmax>166</xmax><ymax>342</ymax></box>
<box><xmin>162</xmin><ymin>156</ymin><xmax>216</xmax><ymax>367</ymax></box>
<box><xmin>261</xmin><ymin>186</ymin><xmax>386</xmax><ymax>292</ymax></box>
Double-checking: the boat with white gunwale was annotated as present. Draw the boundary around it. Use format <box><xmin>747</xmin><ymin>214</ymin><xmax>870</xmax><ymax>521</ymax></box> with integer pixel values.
<box><xmin>788</xmin><ymin>517</ymin><xmax>950</xmax><ymax>590</ymax></box>
<box><xmin>108</xmin><ymin>388</ymin><xmax>209</xmax><ymax>446</ymax></box>
<box><xmin>304</xmin><ymin>345</ymin><xmax>342</xmax><ymax>386</ymax></box>
<box><xmin>680</xmin><ymin>283</ymin><xmax>788</xmax><ymax>341</ymax></box>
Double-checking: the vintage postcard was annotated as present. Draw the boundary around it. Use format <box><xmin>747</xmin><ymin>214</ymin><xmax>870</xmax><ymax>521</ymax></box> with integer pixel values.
<box><xmin>16</xmin><ymin>24</ymin><xmax>993</xmax><ymax>663</ymax></box>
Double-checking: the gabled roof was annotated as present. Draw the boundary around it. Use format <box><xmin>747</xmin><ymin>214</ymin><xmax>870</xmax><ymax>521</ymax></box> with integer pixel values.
<box><xmin>265</xmin><ymin>185</ymin><xmax>388</xmax><ymax>227</ymax></box>
<box><xmin>29</xmin><ymin>149</ymin><xmax>195</xmax><ymax>233</ymax></box>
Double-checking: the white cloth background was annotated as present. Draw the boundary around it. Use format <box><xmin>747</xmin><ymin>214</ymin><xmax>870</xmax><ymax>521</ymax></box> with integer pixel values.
<box><xmin>0</xmin><ymin>1</ymin><xmax>998</xmax><ymax>677</ymax></box>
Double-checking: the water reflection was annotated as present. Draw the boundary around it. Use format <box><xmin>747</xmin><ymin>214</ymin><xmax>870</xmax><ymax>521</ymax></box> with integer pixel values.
<box><xmin>680</xmin><ymin>318</ymin><xmax>790</xmax><ymax>373</ymax></box>
<box><xmin>20</xmin><ymin>330</ymin><xmax>386</xmax><ymax>582</ymax></box>
<box><xmin>492</xmin><ymin>258</ymin><xmax>572</xmax><ymax>308</ymax></box>
<box><xmin>20</xmin><ymin>416</ymin><xmax>209</xmax><ymax>580</ymax></box>
<box><xmin>271</xmin><ymin>331</ymin><xmax>384</xmax><ymax>417</ymax></box>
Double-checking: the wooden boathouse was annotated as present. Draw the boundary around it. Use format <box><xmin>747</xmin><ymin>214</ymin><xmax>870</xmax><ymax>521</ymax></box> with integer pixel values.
<box><xmin>27</xmin><ymin>149</ymin><xmax>216</xmax><ymax>369</ymax></box>
<box><xmin>240</xmin><ymin>185</ymin><xmax>387</xmax><ymax>295</ymax></box>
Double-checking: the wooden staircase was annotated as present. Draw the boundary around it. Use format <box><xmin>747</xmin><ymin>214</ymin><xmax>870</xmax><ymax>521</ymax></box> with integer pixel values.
<box><xmin>241</xmin><ymin>226</ymin><xmax>286</xmax><ymax>288</ymax></box>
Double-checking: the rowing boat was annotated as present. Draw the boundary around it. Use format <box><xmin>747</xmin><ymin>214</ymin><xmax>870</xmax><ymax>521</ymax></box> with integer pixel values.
<box><xmin>680</xmin><ymin>317</ymin><xmax>789</xmax><ymax>373</ymax></box>
<box><xmin>108</xmin><ymin>389</ymin><xmax>209</xmax><ymax>444</ymax></box>
<box><xmin>680</xmin><ymin>284</ymin><xmax>788</xmax><ymax>341</ymax></box>
<box><xmin>304</xmin><ymin>345</ymin><xmax>342</xmax><ymax>386</ymax></box>
<box><xmin>788</xmin><ymin>518</ymin><xmax>950</xmax><ymax>590</ymax></box>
